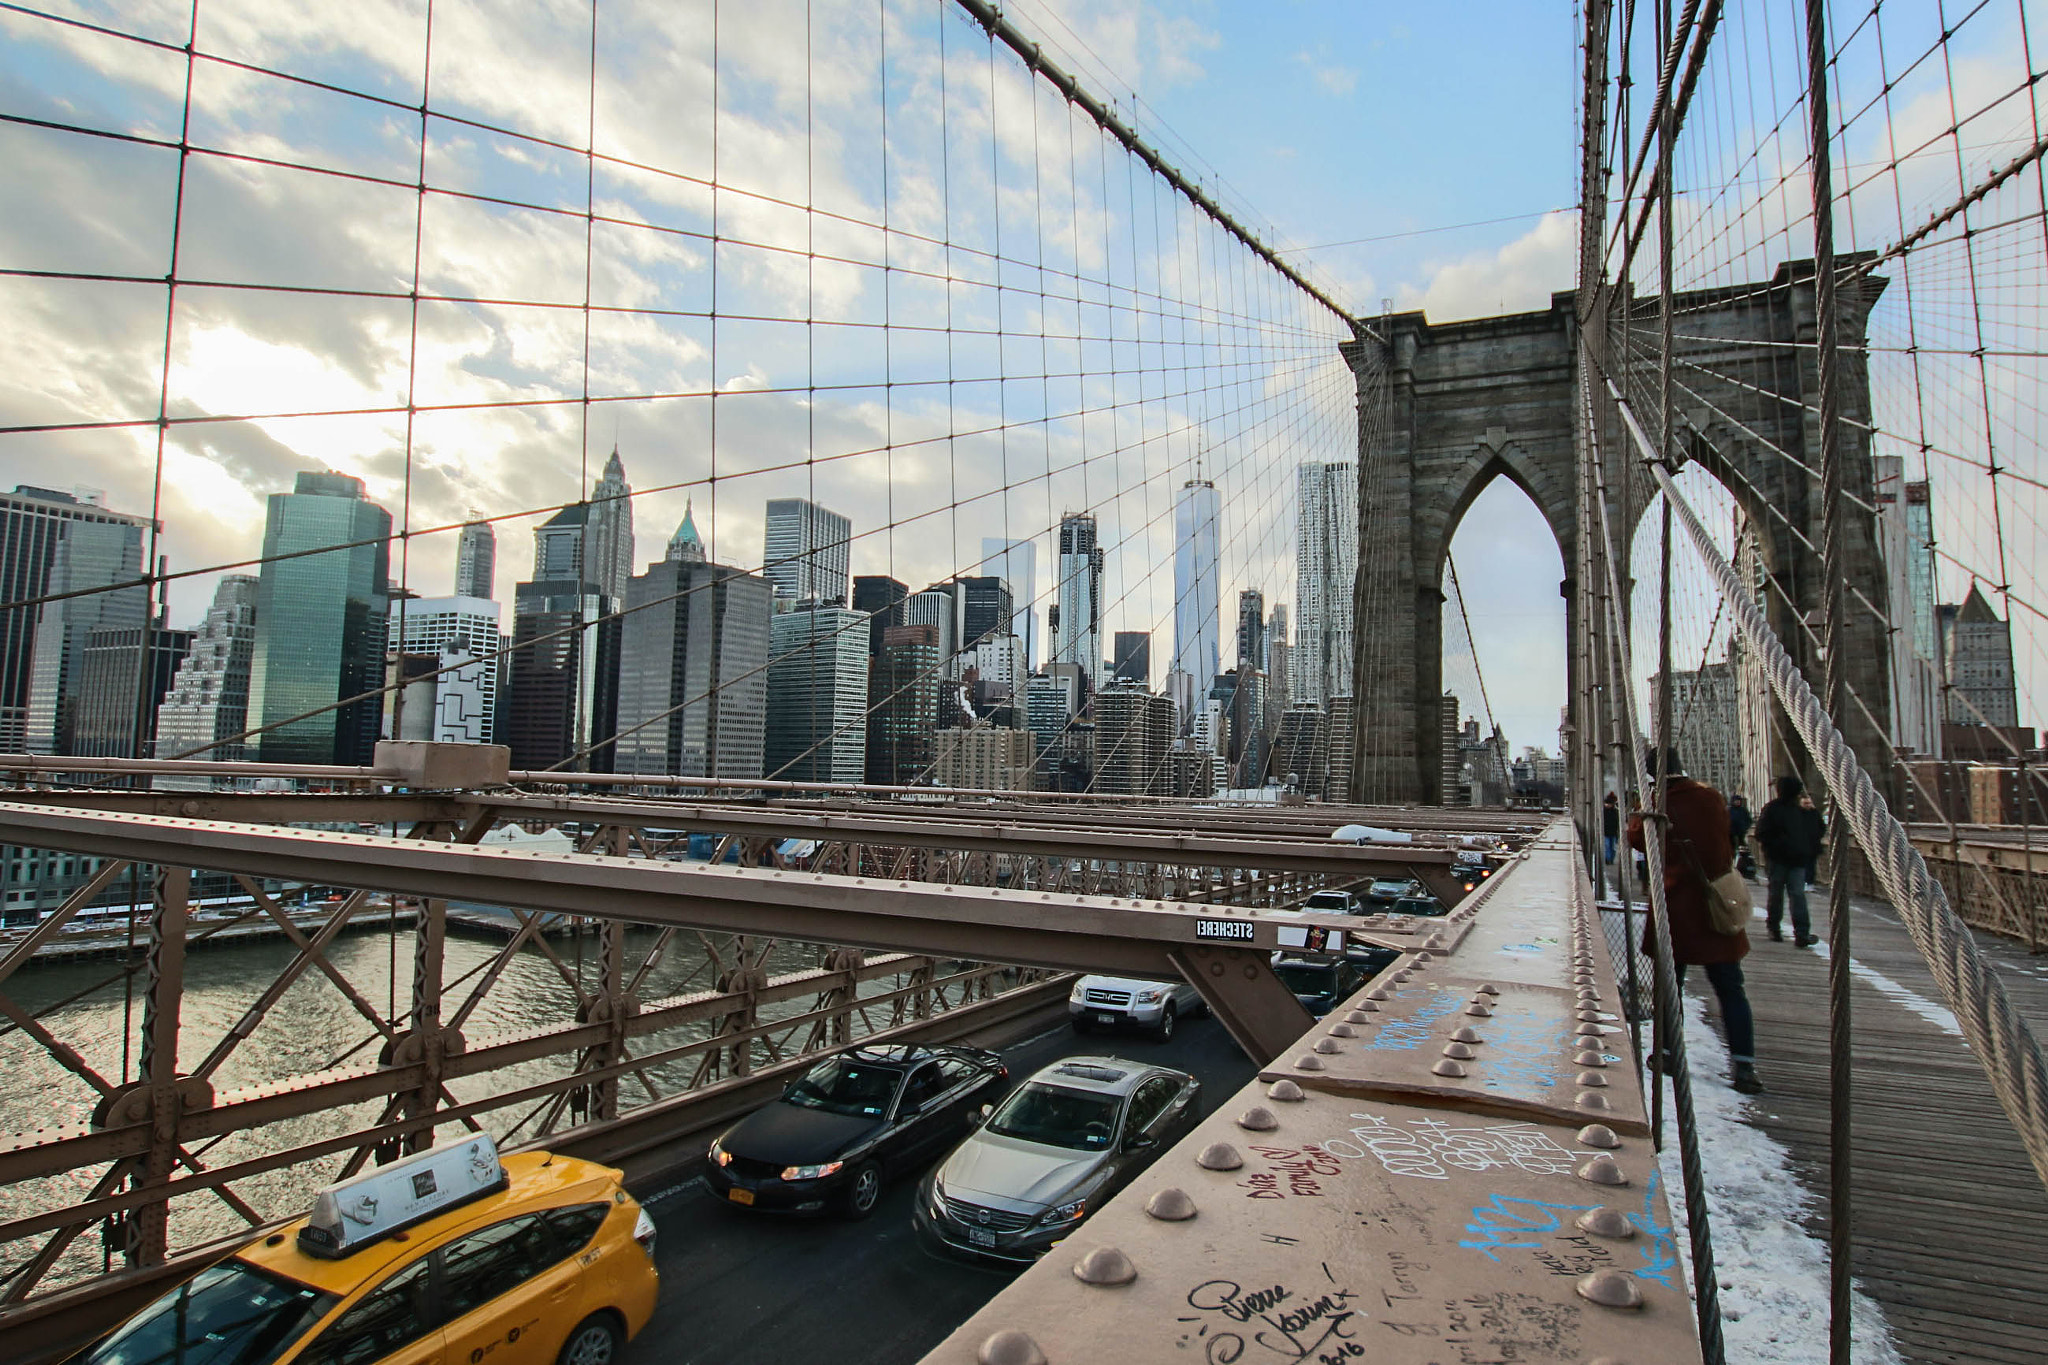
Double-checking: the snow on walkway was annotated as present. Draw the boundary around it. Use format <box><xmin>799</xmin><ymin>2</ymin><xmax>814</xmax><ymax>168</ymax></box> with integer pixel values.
<box><xmin>1655</xmin><ymin>993</ymin><xmax>1903</xmax><ymax>1365</ymax></box>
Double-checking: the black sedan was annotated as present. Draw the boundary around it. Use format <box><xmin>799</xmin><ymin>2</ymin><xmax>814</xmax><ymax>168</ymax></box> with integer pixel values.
<box><xmin>704</xmin><ymin>1042</ymin><xmax>1010</xmax><ymax>1219</ymax></box>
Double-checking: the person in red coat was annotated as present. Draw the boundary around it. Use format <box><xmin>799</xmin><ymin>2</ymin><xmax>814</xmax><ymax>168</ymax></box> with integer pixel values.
<box><xmin>1628</xmin><ymin>746</ymin><xmax>1763</xmax><ymax>1094</ymax></box>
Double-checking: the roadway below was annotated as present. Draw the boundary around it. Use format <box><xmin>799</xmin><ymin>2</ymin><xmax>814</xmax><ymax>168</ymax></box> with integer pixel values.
<box><xmin>623</xmin><ymin>1012</ymin><xmax>1255</xmax><ymax>1364</ymax></box>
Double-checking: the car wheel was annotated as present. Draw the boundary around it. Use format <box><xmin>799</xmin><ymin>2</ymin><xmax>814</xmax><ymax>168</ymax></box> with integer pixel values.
<box><xmin>837</xmin><ymin>1160</ymin><xmax>883</xmax><ymax>1219</ymax></box>
<box><xmin>556</xmin><ymin>1314</ymin><xmax>622</xmax><ymax>1365</ymax></box>
<box><xmin>1152</xmin><ymin>1003</ymin><xmax>1177</xmax><ymax>1041</ymax></box>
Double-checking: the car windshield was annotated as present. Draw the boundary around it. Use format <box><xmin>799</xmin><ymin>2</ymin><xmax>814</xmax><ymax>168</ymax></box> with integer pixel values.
<box><xmin>986</xmin><ymin>1083</ymin><xmax>1120</xmax><ymax>1151</ymax></box>
<box><xmin>1370</xmin><ymin>881</ymin><xmax>1409</xmax><ymax>894</ymax></box>
<box><xmin>1303</xmin><ymin>894</ymin><xmax>1349</xmax><ymax>909</ymax></box>
<box><xmin>1275</xmin><ymin>964</ymin><xmax>1338</xmax><ymax>998</ymax></box>
<box><xmin>81</xmin><ymin>1260</ymin><xmax>337</xmax><ymax>1365</ymax></box>
<box><xmin>783</xmin><ymin>1056</ymin><xmax>905</xmax><ymax>1117</ymax></box>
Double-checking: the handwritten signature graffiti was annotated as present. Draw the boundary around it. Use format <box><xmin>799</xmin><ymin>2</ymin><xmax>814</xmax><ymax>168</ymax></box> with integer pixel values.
<box><xmin>1180</xmin><ymin>1272</ymin><xmax>1364</xmax><ymax>1363</ymax></box>
<box><xmin>1319</xmin><ymin>1111</ymin><xmax>1581</xmax><ymax>1181</ymax></box>
<box><xmin>1458</xmin><ymin>1168</ymin><xmax>1680</xmax><ymax>1290</ymax></box>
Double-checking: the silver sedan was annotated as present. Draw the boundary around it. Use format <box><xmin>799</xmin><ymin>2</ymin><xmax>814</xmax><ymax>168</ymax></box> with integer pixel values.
<box><xmin>913</xmin><ymin>1057</ymin><xmax>1200</xmax><ymax>1264</ymax></box>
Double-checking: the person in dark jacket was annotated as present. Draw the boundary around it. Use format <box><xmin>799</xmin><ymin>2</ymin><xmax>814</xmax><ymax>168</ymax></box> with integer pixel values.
<box><xmin>1755</xmin><ymin>775</ymin><xmax>1825</xmax><ymax>946</ymax></box>
<box><xmin>1602</xmin><ymin>792</ymin><xmax>1621</xmax><ymax>865</ymax></box>
<box><xmin>1727</xmin><ymin>793</ymin><xmax>1755</xmax><ymax>880</ymax></box>
<box><xmin>1628</xmin><ymin>747</ymin><xmax>1763</xmax><ymax>1094</ymax></box>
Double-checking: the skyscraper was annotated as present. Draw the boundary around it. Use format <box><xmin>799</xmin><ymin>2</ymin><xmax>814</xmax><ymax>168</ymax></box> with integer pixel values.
<box><xmin>866</xmin><ymin>623</ymin><xmax>941</xmax><ymax>784</ymax></box>
<box><xmin>0</xmin><ymin>486</ymin><xmax>153</xmax><ymax>751</ymax></box>
<box><xmin>956</xmin><ymin>575</ymin><xmax>1015</xmax><ymax>651</ymax></box>
<box><xmin>154</xmin><ymin>575</ymin><xmax>259</xmax><ymax>764</ymax></box>
<box><xmin>73</xmin><ymin>618</ymin><xmax>191</xmax><ymax>758</ymax></box>
<box><xmin>22</xmin><ymin>503</ymin><xmax>151</xmax><ymax>754</ymax></box>
<box><xmin>1173</xmin><ymin>479</ymin><xmax>1220</xmax><ymax>694</ymax></box>
<box><xmin>1236</xmin><ymin>588</ymin><xmax>1266</xmax><ymax>672</ymax></box>
<box><xmin>583</xmin><ymin>447</ymin><xmax>636</xmax><ymax>605</ymax></box>
<box><xmin>455</xmin><ymin>514</ymin><xmax>496</xmax><ymax>600</ymax></box>
<box><xmin>852</xmin><ymin>575</ymin><xmax>908</xmax><ymax>655</ymax></box>
<box><xmin>247</xmin><ymin>472</ymin><xmax>392</xmax><ymax>765</ymax></box>
<box><xmin>904</xmin><ymin>584</ymin><xmax>960</xmax><ymax>675</ymax></box>
<box><xmin>1052</xmin><ymin>513</ymin><xmax>1103</xmax><ymax>685</ymax></box>
<box><xmin>386</xmin><ymin>595</ymin><xmax>502</xmax><ymax>744</ymax></box>
<box><xmin>765</xmin><ymin>601</ymin><xmax>869</xmax><ymax>783</ymax></box>
<box><xmin>979</xmin><ymin>537</ymin><xmax>1038</xmax><ymax>668</ymax></box>
<box><xmin>533</xmin><ymin>504</ymin><xmax>586</xmax><ymax>582</ymax></box>
<box><xmin>613</xmin><ymin>522</ymin><xmax>773</xmax><ymax>778</ymax></box>
<box><xmin>1941</xmin><ymin>585</ymin><xmax>2021</xmax><ymax>727</ymax></box>
<box><xmin>1293</xmin><ymin>462</ymin><xmax>1357</xmax><ymax>705</ymax></box>
<box><xmin>1093</xmin><ymin>684</ymin><xmax>1174</xmax><ymax>796</ymax></box>
<box><xmin>763</xmin><ymin>498</ymin><xmax>852</xmax><ymax>605</ymax></box>
<box><xmin>1112</xmin><ymin>631</ymin><xmax>1151</xmax><ymax>686</ymax></box>
<box><xmin>503</xmin><ymin>579</ymin><xmax>618</xmax><ymax>770</ymax></box>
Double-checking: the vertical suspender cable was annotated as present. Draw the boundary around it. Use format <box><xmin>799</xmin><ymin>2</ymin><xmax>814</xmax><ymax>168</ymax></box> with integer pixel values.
<box><xmin>1583</xmin><ymin>371</ymin><xmax>1726</xmax><ymax>1365</ymax></box>
<box><xmin>1800</xmin><ymin>1</ymin><xmax>1854</xmax><ymax>1358</ymax></box>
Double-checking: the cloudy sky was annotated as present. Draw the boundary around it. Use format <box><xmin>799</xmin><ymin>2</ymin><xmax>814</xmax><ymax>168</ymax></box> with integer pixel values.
<box><xmin>3</xmin><ymin>0</ymin><xmax>2038</xmax><ymax>757</ymax></box>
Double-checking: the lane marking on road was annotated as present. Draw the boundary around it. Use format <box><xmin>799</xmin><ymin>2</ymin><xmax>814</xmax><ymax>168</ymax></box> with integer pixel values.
<box><xmin>642</xmin><ymin>1176</ymin><xmax>705</xmax><ymax>1208</ymax></box>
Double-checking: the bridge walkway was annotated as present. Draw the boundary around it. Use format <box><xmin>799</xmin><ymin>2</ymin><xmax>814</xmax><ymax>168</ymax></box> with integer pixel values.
<box><xmin>1726</xmin><ymin>889</ymin><xmax>2048</xmax><ymax>1365</ymax></box>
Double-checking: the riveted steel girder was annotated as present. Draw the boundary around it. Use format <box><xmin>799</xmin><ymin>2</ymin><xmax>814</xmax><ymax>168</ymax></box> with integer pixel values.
<box><xmin>0</xmin><ymin>803</ymin><xmax>1319</xmax><ymax>1060</ymax></box>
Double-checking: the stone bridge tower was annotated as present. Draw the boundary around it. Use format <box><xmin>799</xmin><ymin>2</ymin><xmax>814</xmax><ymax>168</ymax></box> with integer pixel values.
<box><xmin>1340</xmin><ymin>259</ymin><xmax>1892</xmax><ymax>805</ymax></box>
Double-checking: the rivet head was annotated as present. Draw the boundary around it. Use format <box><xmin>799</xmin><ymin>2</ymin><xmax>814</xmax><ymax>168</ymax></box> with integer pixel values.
<box><xmin>1392</xmin><ymin>970</ymin><xmax>1411</xmax><ymax>983</ymax></box>
<box><xmin>1577</xmin><ymin>1153</ymin><xmax>1628</xmax><ymax>1185</ymax></box>
<box><xmin>1576</xmin><ymin>1206</ymin><xmax>1635</xmax><ymax>1239</ymax></box>
<box><xmin>1294</xmin><ymin>1054</ymin><xmax>1325</xmax><ymax>1071</ymax></box>
<box><xmin>978</xmin><ymin>1330</ymin><xmax>1048</xmax><ymax>1365</ymax></box>
<box><xmin>1576</xmin><ymin>1009</ymin><xmax>1602</xmax><ymax>1022</ymax></box>
<box><xmin>1451</xmin><ymin>1026</ymin><xmax>1484</xmax><ymax>1043</ymax></box>
<box><xmin>1313</xmin><ymin>1037</ymin><xmax>1341</xmax><ymax>1054</ymax></box>
<box><xmin>1425</xmin><ymin>935</ymin><xmax>1448</xmax><ymax>949</ymax></box>
<box><xmin>1197</xmin><ymin>1142</ymin><xmax>1244</xmax><ymax>1171</ymax></box>
<box><xmin>1432</xmin><ymin>1058</ymin><xmax>1468</xmax><ymax>1078</ymax></box>
<box><xmin>1327</xmin><ymin>1023</ymin><xmax>1358</xmax><ymax>1038</ymax></box>
<box><xmin>1237</xmin><ymin>1105</ymin><xmax>1280</xmax><ymax>1131</ymax></box>
<box><xmin>1577</xmin><ymin>1071</ymin><xmax>1609</xmax><ymax>1087</ymax></box>
<box><xmin>1577</xmin><ymin>1123</ymin><xmax>1621</xmax><ymax>1148</ymax></box>
<box><xmin>1576</xmin><ymin>1269</ymin><xmax>1644</xmax><ymax>1308</ymax></box>
<box><xmin>1073</xmin><ymin>1246</ymin><xmax>1137</xmax><ymax>1286</ymax></box>
<box><xmin>1476</xmin><ymin>983</ymin><xmax>1501</xmax><ymax>995</ymax></box>
<box><xmin>1465</xmin><ymin>1003</ymin><xmax>1493</xmax><ymax>1017</ymax></box>
<box><xmin>1575</xmin><ymin>1091</ymin><xmax>1612</xmax><ymax>1111</ymax></box>
<box><xmin>1414</xmin><ymin>951</ymin><xmax>1433</xmax><ymax>963</ymax></box>
<box><xmin>1145</xmin><ymin>1187</ymin><xmax>1198</xmax><ymax>1221</ymax></box>
<box><xmin>1266</xmin><ymin>1079</ymin><xmax>1304</xmax><ymax>1102</ymax></box>
<box><xmin>1574</xmin><ymin>1021</ymin><xmax>1602</xmax><ymax>1035</ymax></box>
<box><xmin>1574</xmin><ymin>1051</ymin><xmax>1607</xmax><ymax>1067</ymax></box>
<box><xmin>1367</xmin><ymin>988</ymin><xmax>1392</xmax><ymax>1001</ymax></box>
<box><xmin>1350</xmin><ymin>1002</ymin><xmax>1379</xmax><ymax>1015</ymax></box>
<box><xmin>1442</xmin><ymin>1041</ymin><xmax>1476</xmax><ymax>1059</ymax></box>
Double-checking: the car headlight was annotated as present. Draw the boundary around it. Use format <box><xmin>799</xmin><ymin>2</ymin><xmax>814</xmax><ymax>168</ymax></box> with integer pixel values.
<box><xmin>709</xmin><ymin>1138</ymin><xmax>732</xmax><ymax>1168</ymax></box>
<box><xmin>1135</xmin><ymin>988</ymin><xmax>1166</xmax><ymax>1004</ymax></box>
<box><xmin>1069</xmin><ymin>982</ymin><xmax>1086</xmax><ymax>1000</ymax></box>
<box><xmin>1034</xmin><ymin>1198</ymin><xmax>1086</xmax><ymax>1227</ymax></box>
<box><xmin>780</xmin><ymin>1161</ymin><xmax>845</xmax><ymax>1181</ymax></box>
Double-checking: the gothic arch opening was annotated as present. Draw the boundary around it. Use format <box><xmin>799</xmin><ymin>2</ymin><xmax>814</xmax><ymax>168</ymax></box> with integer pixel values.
<box><xmin>1437</xmin><ymin>471</ymin><xmax>1568</xmax><ymax>805</ymax></box>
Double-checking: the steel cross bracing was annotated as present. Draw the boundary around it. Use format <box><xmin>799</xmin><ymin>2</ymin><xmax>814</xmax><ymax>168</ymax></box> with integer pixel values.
<box><xmin>0</xmin><ymin>783</ymin><xmax>1532</xmax><ymax>1336</ymax></box>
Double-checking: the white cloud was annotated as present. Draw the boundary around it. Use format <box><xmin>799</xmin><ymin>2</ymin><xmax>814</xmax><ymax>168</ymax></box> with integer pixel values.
<box><xmin>1293</xmin><ymin>48</ymin><xmax>1357</xmax><ymax>99</ymax></box>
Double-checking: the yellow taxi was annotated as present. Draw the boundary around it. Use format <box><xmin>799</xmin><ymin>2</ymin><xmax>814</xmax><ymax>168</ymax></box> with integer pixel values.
<box><xmin>78</xmin><ymin>1135</ymin><xmax>658</xmax><ymax>1365</ymax></box>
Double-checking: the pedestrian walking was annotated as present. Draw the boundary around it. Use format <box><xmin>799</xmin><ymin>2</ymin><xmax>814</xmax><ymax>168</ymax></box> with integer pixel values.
<box><xmin>1627</xmin><ymin>747</ymin><xmax>1764</xmax><ymax>1095</ymax></box>
<box><xmin>1728</xmin><ymin>793</ymin><xmax>1755</xmax><ymax>880</ymax></box>
<box><xmin>1755</xmin><ymin>776</ymin><xmax>1825</xmax><ymax>946</ymax></box>
<box><xmin>1602</xmin><ymin>791</ymin><xmax>1620</xmax><ymax>865</ymax></box>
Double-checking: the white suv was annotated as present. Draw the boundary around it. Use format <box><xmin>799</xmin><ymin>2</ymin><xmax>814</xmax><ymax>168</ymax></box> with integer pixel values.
<box><xmin>1067</xmin><ymin>975</ymin><xmax>1206</xmax><ymax>1040</ymax></box>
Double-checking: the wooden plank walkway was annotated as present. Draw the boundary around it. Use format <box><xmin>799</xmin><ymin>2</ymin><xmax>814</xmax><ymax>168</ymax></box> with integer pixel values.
<box><xmin>1702</xmin><ymin>890</ymin><xmax>2048</xmax><ymax>1365</ymax></box>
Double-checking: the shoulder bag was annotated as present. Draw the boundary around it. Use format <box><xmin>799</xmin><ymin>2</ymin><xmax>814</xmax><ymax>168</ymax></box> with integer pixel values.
<box><xmin>1673</xmin><ymin>830</ymin><xmax>1751</xmax><ymax>936</ymax></box>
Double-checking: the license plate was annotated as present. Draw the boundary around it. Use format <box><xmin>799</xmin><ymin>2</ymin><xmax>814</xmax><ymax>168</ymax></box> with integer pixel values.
<box><xmin>967</xmin><ymin>1227</ymin><xmax>998</xmax><ymax>1248</ymax></box>
<box><xmin>1094</xmin><ymin>1013</ymin><xmax>1118</xmax><ymax>1025</ymax></box>
<box><xmin>727</xmin><ymin>1187</ymin><xmax>755</xmax><ymax>1206</ymax></box>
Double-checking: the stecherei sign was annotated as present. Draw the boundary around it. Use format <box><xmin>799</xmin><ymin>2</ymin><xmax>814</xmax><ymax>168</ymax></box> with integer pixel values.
<box><xmin>1193</xmin><ymin>918</ymin><xmax>1257</xmax><ymax>942</ymax></box>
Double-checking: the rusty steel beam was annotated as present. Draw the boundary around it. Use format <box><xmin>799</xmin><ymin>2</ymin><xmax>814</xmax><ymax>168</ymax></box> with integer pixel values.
<box><xmin>0</xmin><ymin>803</ymin><xmax>1323</xmax><ymax>1060</ymax></box>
